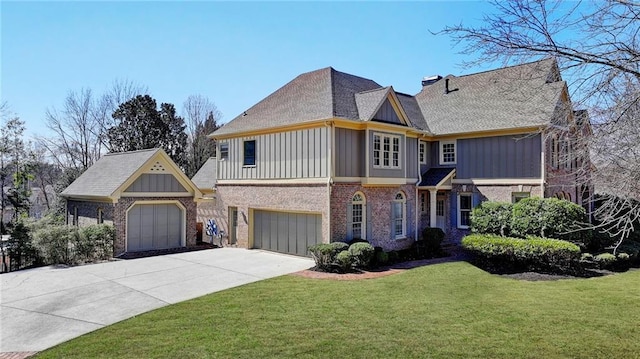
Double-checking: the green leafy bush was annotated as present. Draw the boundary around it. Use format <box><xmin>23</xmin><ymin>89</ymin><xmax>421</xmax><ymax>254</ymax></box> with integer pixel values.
<box><xmin>79</xmin><ymin>224</ymin><xmax>116</xmax><ymax>262</ymax></box>
<box><xmin>348</xmin><ymin>242</ymin><xmax>375</xmax><ymax>269</ymax></box>
<box><xmin>375</xmin><ymin>250</ymin><xmax>389</xmax><ymax>266</ymax></box>
<box><xmin>387</xmin><ymin>250</ymin><xmax>399</xmax><ymax>263</ymax></box>
<box><xmin>594</xmin><ymin>253</ymin><xmax>617</xmax><ymax>270</ymax></box>
<box><xmin>511</xmin><ymin>197</ymin><xmax>586</xmax><ymax>241</ymax></box>
<box><xmin>308</xmin><ymin>243</ymin><xmax>339</xmax><ymax>271</ymax></box>
<box><xmin>335</xmin><ymin>250</ymin><xmax>353</xmax><ymax>272</ymax></box>
<box><xmin>471</xmin><ymin>202</ymin><xmax>512</xmax><ymax>236</ymax></box>
<box><xmin>329</xmin><ymin>241</ymin><xmax>349</xmax><ymax>252</ymax></box>
<box><xmin>417</xmin><ymin>227</ymin><xmax>445</xmax><ymax>257</ymax></box>
<box><xmin>462</xmin><ymin>234</ymin><xmax>581</xmax><ymax>273</ymax></box>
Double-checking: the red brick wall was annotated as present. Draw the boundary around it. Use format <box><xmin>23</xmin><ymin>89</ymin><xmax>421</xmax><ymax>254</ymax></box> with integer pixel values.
<box><xmin>213</xmin><ymin>183</ymin><xmax>331</xmax><ymax>249</ymax></box>
<box><xmin>331</xmin><ymin>183</ymin><xmax>416</xmax><ymax>251</ymax></box>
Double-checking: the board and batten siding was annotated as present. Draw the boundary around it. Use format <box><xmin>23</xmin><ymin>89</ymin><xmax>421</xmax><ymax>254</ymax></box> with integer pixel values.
<box><xmin>124</xmin><ymin>174</ymin><xmax>188</xmax><ymax>193</ymax></box>
<box><xmin>372</xmin><ymin>100</ymin><xmax>403</xmax><ymax>125</ymax></box>
<box><xmin>406</xmin><ymin>137</ymin><xmax>418</xmax><ymax>179</ymax></box>
<box><xmin>217</xmin><ymin>126</ymin><xmax>330</xmax><ymax>180</ymax></box>
<box><xmin>335</xmin><ymin>128</ymin><xmax>365</xmax><ymax>177</ymax></box>
<box><xmin>455</xmin><ymin>134</ymin><xmax>542</xmax><ymax>179</ymax></box>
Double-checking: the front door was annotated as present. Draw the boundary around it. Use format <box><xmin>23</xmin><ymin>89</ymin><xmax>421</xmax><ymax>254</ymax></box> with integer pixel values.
<box><xmin>228</xmin><ymin>207</ymin><xmax>238</xmax><ymax>245</ymax></box>
<box><xmin>436</xmin><ymin>194</ymin><xmax>446</xmax><ymax>233</ymax></box>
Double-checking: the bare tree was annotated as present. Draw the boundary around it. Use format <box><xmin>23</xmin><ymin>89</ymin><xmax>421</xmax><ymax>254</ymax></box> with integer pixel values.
<box><xmin>183</xmin><ymin>95</ymin><xmax>222</xmax><ymax>178</ymax></box>
<box><xmin>38</xmin><ymin>80</ymin><xmax>147</xmax><ymax>171</ymax></box>
<box><xmin>438</xmin><ymin>0</ymin><xmax>640</xmax><ymax>247</ymax></box>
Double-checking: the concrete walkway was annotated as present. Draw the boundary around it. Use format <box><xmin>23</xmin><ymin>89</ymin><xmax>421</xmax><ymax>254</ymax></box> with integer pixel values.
<box><xmin>0</xmin><ymin>248</ymin><xmax>313</xmax><ymax>353</ymax></box>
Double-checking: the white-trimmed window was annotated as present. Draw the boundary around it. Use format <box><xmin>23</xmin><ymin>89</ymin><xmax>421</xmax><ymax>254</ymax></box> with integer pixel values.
<box><xmin>550</xmin><ymin>136</ymin><xmax>559</xmax><ymax>169</ymax></box>
<box><xmin>419</xmin><ymin>141</ymin><xmax>427</xmax><ymax>164</ymax></box>
<box><xmin>393</xmin><ymin>192</ymin><xmax>406</xmax><ymax>239</ymax></box>
<box><xmin>458</xmin><ymin>193</ymin><xmax>472</xmax><ymax>229</ymax></box>
<box><xmin>220</xmin><ymin>143</ymin><xmax>229</xmax><ymax>161</ymax></box>
<box><xmin>420</xmin><ymin>192</ymin><xmax>427</xmax><ymax>213</ymax></box>
<box><xmin>440</xmin><ymin>140</ymin><xmax>456</xmax><ymax>164</ymax></box>
<box><xmin>351</xmin><ymin>192</ymin><xmax>366</xmax><ymax>240</ymax></box>
<box><xmin>512</xmin><ymin>192</ymin><xmax>530</xmax><ymax>203</ymax></box>
<box><xmin>373</xmin><ymin>133</ymin><xmax>401</xmax><ymax>169</ymax></box>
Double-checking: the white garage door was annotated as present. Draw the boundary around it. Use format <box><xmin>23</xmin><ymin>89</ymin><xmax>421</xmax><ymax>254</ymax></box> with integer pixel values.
<box><xmin>253</xmin><ymin>210</ymin><xmax>321</xmax><ymax>256</ymax></box>
<box><xmin>127</xmin><ymin>203</ymin><xmax>183</xmax><ymax>252</ymax></box>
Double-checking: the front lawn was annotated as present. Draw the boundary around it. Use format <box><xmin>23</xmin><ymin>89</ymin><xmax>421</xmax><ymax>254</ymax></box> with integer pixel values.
<box><xmin>37</xmin><ymin>262</ymin><xmax>640</xmax><ymax>359</ymax></box>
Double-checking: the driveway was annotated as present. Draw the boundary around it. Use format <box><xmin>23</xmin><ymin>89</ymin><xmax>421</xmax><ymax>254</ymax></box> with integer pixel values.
<box><xmin>0</xmin><ymin>248</ymin><xmax>313</xmax><ymax>353</ymax></box>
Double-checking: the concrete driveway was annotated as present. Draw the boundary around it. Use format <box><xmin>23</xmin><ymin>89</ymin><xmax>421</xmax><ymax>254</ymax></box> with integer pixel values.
<box><xmin>0</xmin><ymin>248</ymin><xmax>313</xmax><ymax>353</ymax></box>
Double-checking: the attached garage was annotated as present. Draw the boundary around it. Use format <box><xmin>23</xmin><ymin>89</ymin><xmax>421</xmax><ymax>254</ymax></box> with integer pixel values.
<box><xmin>126</xmin><ymin>203</ymin><xmax>184</xmax><ymax>252</ymax></box>
<box><xmin>253</xmin><ymin>210</ymin><xmax>322</xmax><ymax>256</ymax></box>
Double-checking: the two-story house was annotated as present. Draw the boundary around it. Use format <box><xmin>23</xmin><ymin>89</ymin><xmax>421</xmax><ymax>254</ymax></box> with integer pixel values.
<box><xmin>193</xmin><ymin>58</ymin><xmax>592</xmax><ymax>256</ymax></box>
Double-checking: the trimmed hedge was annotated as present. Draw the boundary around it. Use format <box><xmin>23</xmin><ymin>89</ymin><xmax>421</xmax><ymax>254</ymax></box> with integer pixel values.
<box><xmin>348</xmin><ymin>242</ymin><xmax>375</xmax><ymax>269</ymax></box>
<box><xmin>462</xmin><ymin>234</ymin><xmax>581</xmax><ymax>273</ymax></box>
<box><xmin>511</xmin><ymin>197</ymin><xmax>586</xmax><ymax>241</ymax></box>
<box><xmin>308</xmin><ymin>242</ymin><xmax>347</xmax><ymax>271</ymax></box>
<box><xmin>31</xmin><ymin>224</ymin><xmax>115</xmax><ymax>266</ymax></box>
<box><xmin>471</xmin><ymin>202</ymin><xmax>513</xmax><ymax>236</ymax></box>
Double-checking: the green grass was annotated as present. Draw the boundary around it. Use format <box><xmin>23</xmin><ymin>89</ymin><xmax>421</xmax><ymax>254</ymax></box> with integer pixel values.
<box><xmin>37</xmin><ymin>262</ymin><xmax>640</xmax><ymax>359</ymax></box>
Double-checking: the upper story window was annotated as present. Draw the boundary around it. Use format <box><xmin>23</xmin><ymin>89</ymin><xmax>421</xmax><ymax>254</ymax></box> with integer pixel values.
<box><xmin>220</xmin><ymin>143</ymin><xmax>229</xmax><ymax>161</ymax></box>
<box><xmin>243</xmin><ymin>140</ymin><xmax>256</xmax><ymax>166</ymax></box>
<box><xmin>373</xmin><ymin>133</ymin><xmax>401</xmax><ymax>169</ymax></box>
<box><xmin>440</xmin><ymin>140</ymin><xmax>456</xmax><ymax>165</ymax></box>
<box><xmin>419</xmin><ymin>141</ymin><xmax>427</xmax><ymax>164</ymax></box>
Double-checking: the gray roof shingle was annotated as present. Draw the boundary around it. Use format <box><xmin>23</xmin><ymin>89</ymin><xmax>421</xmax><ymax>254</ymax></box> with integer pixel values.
<box><xmin>191</xmin><ymin>157</ymin><xmax>217</xmax><ymax>190</ymax></box>
<box><xmin>213</xmin><ymin>58</ymin><xmax>565</xmax><ymax>137</ymax></box>
<box><xmin>61</xmin><ymin>149</ymin><xmax>161</xmax><ymax>198</ymax></box>
<box><xmin>415</xmin><ymin>58</ymin><xmax>564</xmax><ymax>135</ymax></box>
<box><xmin>213</xmin><ymin>67</ymin><xmax>381</xmax><ymax>136</ymax></box>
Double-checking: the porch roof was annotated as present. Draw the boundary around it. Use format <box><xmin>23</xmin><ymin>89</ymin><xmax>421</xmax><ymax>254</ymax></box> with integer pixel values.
<box><xmin>419</xmin><ymin>167</ymin><xmax>456</xmax><ymax>188</ymax></box>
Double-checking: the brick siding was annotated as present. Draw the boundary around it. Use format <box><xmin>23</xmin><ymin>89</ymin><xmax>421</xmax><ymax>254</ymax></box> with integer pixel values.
<box><xmin>212</xmin><ymin>184</ymin><xmax>330</xmax><ymax>249</ymax></box>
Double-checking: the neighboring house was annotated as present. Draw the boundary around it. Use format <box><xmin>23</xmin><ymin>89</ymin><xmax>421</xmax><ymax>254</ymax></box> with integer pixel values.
<box><xmin>61</xmin><ymin>149</ymin><xmax>202</xmax><ymax>256</ymax></box>
<box><xmin>2</xmin><ymin>185</ymin><xmax>56</xmax><ymax>224</ymax></box>
<box><xmin>193</xmin><ymin>58</ymin><xmax>592</xmax><ymax>256</ymax></box>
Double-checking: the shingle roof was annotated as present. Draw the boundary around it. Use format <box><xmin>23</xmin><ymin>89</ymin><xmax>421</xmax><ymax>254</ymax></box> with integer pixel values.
<box><xmin>415</xmin><ymin>58</ymin><xmax>564</xmax><ymax>135</ymax></box>
<box><xmin>191</xmin><ymin>157</ymin><xmax>217</xmax><ymax>190</ymax></box>
<box><xmin>355</xmin><ymin>87</ymin><xmax>390</xmax><ymax>121</ymax></box>
<box><xmin>61</xmin><ymin>149</ymin><xmax>161</xmax><ymax>198</ymax></box>
<box><xmin>419</xmin><ymin>167</ymin><xmax>456</xmax><ymax>187</ymax></box>
<box><xmin>214</xmin><ymin>67</ymin><xmax>381</xmax><ymax>136</ymax></box>
<box><xmin>213</xmin><ymin>58</ymin><xmax>565</xmax><ymax>137</ymax></box>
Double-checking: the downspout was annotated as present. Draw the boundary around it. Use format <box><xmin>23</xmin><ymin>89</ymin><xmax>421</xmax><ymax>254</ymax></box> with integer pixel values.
<box><xmin>325</xmin><ymin>121</ymin><xmax>334</xmax><ymax>244</ymax></box>
<box><xmin>540</xmin><ymin>129</ymin><xmax>546</xmax><ymax>197</ymax></box>
<box><xmin>415</xmin><ymin>136</ymin><xmax>422</xmax><ymax>241</ymax></box>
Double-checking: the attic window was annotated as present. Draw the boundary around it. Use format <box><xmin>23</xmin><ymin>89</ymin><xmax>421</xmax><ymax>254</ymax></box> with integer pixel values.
<box><xmin>150</xmin><ymin>162</ymin><xmax>166</xmax><ymax>172</ymax></box>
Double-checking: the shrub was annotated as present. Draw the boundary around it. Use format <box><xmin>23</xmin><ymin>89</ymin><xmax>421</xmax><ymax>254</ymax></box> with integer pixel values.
<box><xmin>471</xmin><ymin>202</ymin><xmax>512</xmax><ymax>236</ymax></box>
<box><xmin>579</xmin><ymin>253</ymin><xmax>597</xmax><ymax>269</ymax></box>
<box><xmin>308</xmin><ymin>243</ymin><xmax>339</xmax><ymax>271</ymax></box>
<box><xmin>375</xmin><ymin>250</ymin><xmax>389</xmax><ymax>266</ymax></box>
<box><xmin>329</xmin><ymin>241</ymin><xmax>349</xmax><ymax>252</ymax></box>
<box><xmin>511</xmin><ymin>197</ymin><xmax>586</xmax><ymax>240</ymax></box>
<box><xmin>594</xmin><ymin>253</ymin><xmax>617</xmax><ymax>270</ymax></box>
<box><xmin>387</xmin><ymin>250</ymin><xmax>400</xmax><ymax>263</ymax></box>
<box><xmin>420</xmin><ymin>227</ymin><xmax>445</xmax><ymax>257</ymax></box>
<box><xmin>32</xmin><ymin>225</ymin><xmax>79</xmax><ymax>265</ymax></box>
<box><xmin>462</xmin><ymin>234</ymin><xmax>581</xmax><ymax>273</ymax></box>
<box><xmin>79</xmin><ymin>224</ymin><xmax>116</xmax><ymax>262</ymax></box>
<box><xmin>348</xmin><ymin>242</ymin><xmax>375</xmax><ymax>269</ymax></box>
<box><xmin>335</xmin><ymin>250</ymin><xmax>353</xmax><ymax>272</ymax></box>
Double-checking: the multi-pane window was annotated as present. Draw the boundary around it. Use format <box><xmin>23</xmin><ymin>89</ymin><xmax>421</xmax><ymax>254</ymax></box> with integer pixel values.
<box><xmin>419</xmin><ymin>142</ymin><xmax>426</xmax><ymax>164</ymax></box>
<box><xmin>420</xmin><ymin>192</ymin><xmax>426</xmax><ymax>213</ymax></box>
<box><xmin>373</xmin><ymin>136</ymin><xmax>381</xmax><ymax>166</ymax></box>
<box><xmin>97</xmin><ymin>208</ymin><xmax>104</xmax><ymax>224</ymax></box>
<box><xmin>373</xmin><ymin>133</ymin><xmax>401</xmax><ymax>169</ymax></box>
<box><xmin>220</xmin><ymin>143</ymin><xmax>229</xmax><ymax>161</ymax></box>
<box><xmin>458</xmin><ymin>194</ymin><xmax>472</xmax><ymax>228</ymax></box>
<box><xmin>243</xmin><ymin>140</ymin><xmax>256</xmax><ymax>166</ymax></box>
<box><xmin>440</xmin><ymin>140</ymin><xmax>456</xmax><ymax>164</ymax></box>
<box><xmin>393</xmin><ymin>192</ymin><xmax>406</xmax><ymax>239</ymax></box>
<box><xmin>352</xmin><ymin>193</ymin><xmax>365</xmax><ymax>239</ymax></box>
<box><xmin>436</xmin><ymin>199</ymin><xmax>444</xmax><ymax>216</ymax></box>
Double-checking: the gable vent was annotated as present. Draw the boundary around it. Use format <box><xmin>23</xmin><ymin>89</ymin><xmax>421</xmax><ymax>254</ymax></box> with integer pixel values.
<box><xmin>149</xmin><ymin>162</ymin><xmax>166</xmax><ymax>172</ymax></box>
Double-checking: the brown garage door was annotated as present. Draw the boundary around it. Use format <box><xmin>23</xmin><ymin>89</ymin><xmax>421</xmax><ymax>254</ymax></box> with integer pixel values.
<box><xmin>127</xmin><ymin>203</ymin><xmax>183</xmax><ymax>252</ymax></box>
<box><xmin>253</xmin><ymin>210</ymin><xmax>321</xmax><ymax>256</ymax></box>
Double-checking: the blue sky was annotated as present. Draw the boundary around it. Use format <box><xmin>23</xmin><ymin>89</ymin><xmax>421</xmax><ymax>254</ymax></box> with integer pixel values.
<box><xmin>2</xmin><ymin>1</ymin><xmax>502</xmax><ymax>138</ymax></box>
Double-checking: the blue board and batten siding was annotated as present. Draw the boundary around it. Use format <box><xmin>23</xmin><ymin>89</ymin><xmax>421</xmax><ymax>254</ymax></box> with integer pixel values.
<box><xmin>431</xmin><ymin>134</ymin><xmax>542</xmax><ymax>179</ymax></box>
<box><xmin>217</xmin><ymin>126</ymin><xmax>330</xmax><ymax>180</ymax></box>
